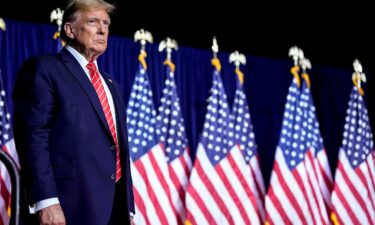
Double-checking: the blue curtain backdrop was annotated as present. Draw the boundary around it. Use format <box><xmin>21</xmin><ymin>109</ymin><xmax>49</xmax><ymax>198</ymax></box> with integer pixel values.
<box><xmin>1</xmin><ymin>19</ymin><xmax>373</xmax><ymax>187</ymax></box>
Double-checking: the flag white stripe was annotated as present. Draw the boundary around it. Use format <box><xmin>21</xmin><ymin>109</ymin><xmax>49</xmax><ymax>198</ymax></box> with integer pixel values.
<box><xmin>195</xmin><ymin>147</ymin><xmax>232</xmax><ymax>224</ymax></box>
<box><xmin>0</xmin><ymin>194</ymin><xmax>9</xmax><ymax>225</ymax></box>
<box><xmin>303</xmin><ymin>153</ymin><xmax>321</xmax><ymax>224</ymax></box>
<box><xmin>140</xmin><ymin>146</ymin><xmax>177</xmax><ymax>225</ymax></box>
<box><xmin>265</xmin><ymin>196</ymin><xmax>285</xmax><ymax>225</ymax></box>
<box><xmin>221</xmin><ymin>147</ymin><xmax>260</xmax><ymax>224</ymax></box>
<box><xmin>341</xmin><ymin>152</ymin><xmax>374</xmax><ymax>209</ymax></box>
<box><xmin>250</xmin><ymin>157</ymin><xmax>266</xmax><ymax>221</ymax></box>
<box><xmin>185</xmin><ymin>192</ymin><xmax>210</xmax><ymax>225</ymax></box>
<box><xmin>366</xmin><ymin>154</ymin><xmax>375</xmax><ymax>214</ymax></box>
<box><xmin>0</xmin><ymin>164</ymin><xmax>11</xmax><ymax>193</ymax></box>
<box><xmin>187</xmin><ymin>154</ymin><xmax>229</xmax><ymax>225</ymax></box>
<box><xmin>5</xmin><ymin>140</ymin><xmax>20</xmax><ymax>166</ymax></box>
<box><xmin>170</xmin><ymin>156</ymin><xmax>188</xmax><ymax>190</ymax></box>
<box><xmin>316</xmin><ymin>152</ymin><xmax>332</xmax><ymax>206</ymax></box>
<box><xmin>131</xmin><ymin>161</ymin><xmax>162</xmax><ymax>225</ymax></box>
<box><xmin>133</xmin><ymin>205</ymin><xmax>147</xmax><ymax>225</ymax></box>
<box><xmin>267</xmin><ymin>170</ymin><xmax>302</xmax><ymax>224</ymax></box>
<box><xmin>331</xmin><ymin>192</ymin><xmax>353</xmax><ymax>225</ymax></box>
<box><xmin>304</xmin><ymin>150</ymin><xmax>329</xmax><ymax>224</ymax></box>
<box><xmin>358</xmin><ymin>160</ymin><xmax>375</xmax><ymax>220</ymax></box>
<box><xmin>167</xmin><ymin>176</ymin><xmax>185</xmax><ymax>221</ymax></box>
<box><xmin>334</xmin><ymin>169</ymin><xmax>369</xmax><ymax>224</ymax></box>
<box><xmin>198</xmin><ymin>145</ymin><xmax>246</xmax><ymax>225</ymax></box>
<box><xmin>183</xmin><ymin>150</ymin><xmax>192</xmax><ymax>171</ymax></box>
<box><xmin>250</xmin><ymin>157</ymin><xmax>266</xmax><ymax>194</ymax></box>
<box><xmin>276</xmin><ymin>148</ymin><xmax>313</xmax><ymax>222</ymax></box>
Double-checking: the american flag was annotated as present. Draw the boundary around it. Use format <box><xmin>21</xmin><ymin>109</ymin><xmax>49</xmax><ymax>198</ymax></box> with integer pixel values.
<box><xmin>0</xmin><ymin>71</ymin><xmax>20</xmax><ymax>225</ymax></box>
<box><xmin>300</xmin><ymin>78</ymin><xmax>333</xmax><ymax>211</ymax></box>
<box><xmin>331</xmin><ymin>86</ymin><xmax>375</xmax><ymax>225</ymax></box>
<box><xmin>127</xmin><ymin>62</ymin><xmax>177</xmax><ymax>225</ymax></box>
<box><xmin>185</xmin><ymin>61</ymin><xmax>261</xmax><ymax>225</ymax></box>
<box><xmin>265</xmin><ymin>75</ymin><xmax>330</xmax><ymax>225</ymax></box>
<box><xmin>230</xmin><ymin>70</ymin><xmax>265</xmax><ymax>222</ymax></box>
<box><xmin>156</xmin><ymin>62</ymin><xmax>192</xmax><ymax>224</ymax></box>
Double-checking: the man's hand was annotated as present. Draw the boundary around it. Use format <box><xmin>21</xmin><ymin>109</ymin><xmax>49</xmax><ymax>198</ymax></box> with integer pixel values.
<box><xmin>39</xmin><ymin>204</ymin><xmax>66</xmax><ymax>225</ymax></box>
<box><xmin>130</xmin><ymin>218</ymin><xmax>135</xmax><ymax>225</ymax></box>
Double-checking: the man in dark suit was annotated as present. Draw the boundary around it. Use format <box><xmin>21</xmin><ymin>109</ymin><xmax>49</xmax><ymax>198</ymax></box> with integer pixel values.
<box><xmin>12</xmin><ymin>0</ymin><xmax>135</xmax><ymax>224</ymax></box>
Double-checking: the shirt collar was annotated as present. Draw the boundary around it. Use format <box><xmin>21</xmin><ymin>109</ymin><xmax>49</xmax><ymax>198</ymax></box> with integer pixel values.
<box><xmin>65</xmin><ymin>45</ymin><xmax>99</xmax><ymax>70</ymax></box>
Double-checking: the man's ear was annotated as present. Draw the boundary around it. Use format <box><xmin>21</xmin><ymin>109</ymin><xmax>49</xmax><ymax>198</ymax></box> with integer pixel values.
<box><xmin>64</xmin><ymin>22</ymin><xmax>75</xmax><ymax>39</ymax></box>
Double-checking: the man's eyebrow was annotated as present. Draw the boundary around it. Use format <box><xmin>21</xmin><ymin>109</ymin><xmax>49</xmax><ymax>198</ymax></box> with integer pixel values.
<box><xmin>86</xmin><ymin>16</ymin><xmax>111</xmax><ymax>24</ymax></box>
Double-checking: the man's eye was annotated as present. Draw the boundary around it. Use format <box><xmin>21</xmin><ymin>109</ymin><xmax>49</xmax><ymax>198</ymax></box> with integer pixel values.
<box><xmin>88</xmin><ymin>20</ymin><xmax>97</xmax><ymax>25</ymax></box>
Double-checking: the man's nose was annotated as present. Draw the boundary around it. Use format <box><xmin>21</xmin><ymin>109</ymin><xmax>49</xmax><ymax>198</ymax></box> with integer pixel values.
<box><xmin>97</xmin><ymin>22</ymin><xmax>107</xmax><ymax>34</ymax></box>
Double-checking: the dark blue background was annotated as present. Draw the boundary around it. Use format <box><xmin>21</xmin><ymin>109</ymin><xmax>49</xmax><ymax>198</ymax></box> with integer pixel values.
<box><xmin>1</xmin><ymin>19</ymin><xmax>373</xmax><ymax>187</ymax></box>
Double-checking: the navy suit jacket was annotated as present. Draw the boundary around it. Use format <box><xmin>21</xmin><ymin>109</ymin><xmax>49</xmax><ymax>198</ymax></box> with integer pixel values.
<box><xmin>13</xmin><ymin>48</ymin><xmax>134</xmax><ymax>225</ymax></box>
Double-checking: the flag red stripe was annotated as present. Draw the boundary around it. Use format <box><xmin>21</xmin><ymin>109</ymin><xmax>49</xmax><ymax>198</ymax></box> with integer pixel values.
<box><xmin>216</xmin><ymin>164</ymin><xmax>251</xmax><ymax>225</ymax></box>
<box><xmin>133</xmin><ymin>186</ymin><xmax>151</xmax><ymax>225</ymax></box>
<box><xmin>168</xmin><ymin>166</ymin><xmax>184</xmax><ymax>225</ymax></box>
<box><xmin>333</xmin><ymin>182</ymin><xmax>360</xmax><ymax>225</ymax></box>
<box><xmin>195</xmin><ymin>159</ymin><xmax>234</xmax><ymax>225</ymax></box>
<box><xmin>366</xmin><ymin>155</ymin><xmax>375</xmax><ymax>195</ymax></box>
<box><xmin>227</xmin><ymin>152</ymin><xmax>259</xmax><ymax>212</ymax></box>
<box><xmin>254</xmin><ymin>154</ymin><xmax>265</xmax><ymax>196</ymax></box>
<box><xmin>266</xmin><ymin>186</ymin><xmax>292</xmax><ymax>225</ymax></box>
<box><xmin>148</xmin><ymin>149</ymin><xmax>180</xmax><ymax>221</ymax></box>
<box><xmin>228</xmin><ymin>152</ymin><xmax>258</xmax><ymax>202</ymax></box>
<box><xmin>181</xmin><ymin>147</ymin><xmax>190</xmax><ymax>177</ymax></box>
<box><xmin>251</xmin><ymin>165</ymin><xmax>264</xmax><ymax>200</ymax></box>
<box><xmin>366</xmin><ymin>156</ymin><xmax>375</xmax><ymax>206</ymax></box>
<box><xmin>291</xmin><ymin>169</ymin><xmax>314</xmax><ymax>225</ymax></box>
<box><xmin>318</xmin><ymin>151</ymin><xmax>333</xmax><ymax>192</ymax></box>
<box><xmin>1</xmin><ymin>146</ymin><xmax>9</xmax><ymax>154</ymax></box>
<box><xmin>338</xmin><ymin>162</ymin><xmax>371</xmax><ymax>223</ymax></box>
<box><xmin>0</xmin><ymin>214</ymin><xmax>5</xmax><ymax>225</ymax></box>
<box><xmin>185</xmin><ymin>207</ymin><xmax>198</xmax><ymax>225</ymax></box>
<box><xmin>356</xmin><ymin>163</ymin><xmax>375</xmax><ymax>213</ymax></box>
<box><xmin>305</xmin><ymin>150</ymin><xmax>327</xmax><ymax>225</ymax></box>
<box><xmin>169</xmin><ymin>166</ymin><xmax>185</xmax><ymax>204</ymax></box>
<box><xmin>0</xmin><ymin>178</ymin><xmax>10</xmax><ymax>210</ymax></box>
<box><xmin>134</xmin><ymin>158</ymin><xmax>169</xmax><ymax>225</ymax></box>
<box><xmin>274</xmin><ymin>161</ymin><xmax>308</xmax><ymax>225</ymax></box>
<box><xmin>186</xmin><ymin>183</ymin><xmax>218</xmax><ymax>225</ymax></box>
<box><xmin>318</xmin><ymin>161</ymin><xmax>332</xmax><ymax>192</ymax></box>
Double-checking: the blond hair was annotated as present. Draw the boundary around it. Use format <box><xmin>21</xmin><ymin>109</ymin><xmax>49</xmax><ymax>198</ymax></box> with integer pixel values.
<box><xmin>60</xmin><ymin>0</ymin><xmax>115</xmax><ymax>42</ymax></box>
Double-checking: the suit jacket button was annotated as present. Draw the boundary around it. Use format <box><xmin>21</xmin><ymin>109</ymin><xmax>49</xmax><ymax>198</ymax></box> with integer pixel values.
<box><xmin>110</xmin><ymin>145</ymin><xmax>116</xmax><ymax>150</ymax></box>
<box><xmin>110</xmin><ymin>173</ymin><xmax>116</xmax><ymax>180</ymax></box>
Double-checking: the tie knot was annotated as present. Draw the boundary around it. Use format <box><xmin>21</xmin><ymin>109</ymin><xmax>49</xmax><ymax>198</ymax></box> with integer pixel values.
<box><xmin>86</xmin><ymin>61</ymin><xmax>98</xmax><ymax>79</ymax></box>
<box><xmin>86</xmin><ymin>61</ymin><xmax>96</xmax><ymax>71</ymax></box>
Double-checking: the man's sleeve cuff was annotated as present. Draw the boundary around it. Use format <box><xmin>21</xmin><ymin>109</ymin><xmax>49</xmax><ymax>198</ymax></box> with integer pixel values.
<box><xmin>29</xmin><ymin>198</ymin><xmax>60</xmax><ymax>214</ymax></box>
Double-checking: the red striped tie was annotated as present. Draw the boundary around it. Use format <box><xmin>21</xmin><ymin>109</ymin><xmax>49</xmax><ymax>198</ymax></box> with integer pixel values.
<box><xmin>86</xmin><ymin>61</ymin><xmax>122</xmax><ymax>182</ymax></box>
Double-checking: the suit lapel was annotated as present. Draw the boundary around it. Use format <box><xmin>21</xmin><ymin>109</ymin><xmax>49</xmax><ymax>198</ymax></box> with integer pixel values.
<box><xmin>60</xmin><ymin>48</ymin><xmax>112</xmax><ymax>139</ymax></box>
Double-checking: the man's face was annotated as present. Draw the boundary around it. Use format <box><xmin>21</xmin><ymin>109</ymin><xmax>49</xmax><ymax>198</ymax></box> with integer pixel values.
<box><xmin>69</xmin><ymin>8</ymin><xmax>110</xmax><ymax>59</ymax></box>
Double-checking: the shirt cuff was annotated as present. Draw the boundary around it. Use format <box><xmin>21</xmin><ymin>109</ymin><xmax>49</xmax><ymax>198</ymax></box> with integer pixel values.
<box><xmin>29</xmin><ymin>198</ymin><xmax>60</xmax><ymax>214</ymax></box>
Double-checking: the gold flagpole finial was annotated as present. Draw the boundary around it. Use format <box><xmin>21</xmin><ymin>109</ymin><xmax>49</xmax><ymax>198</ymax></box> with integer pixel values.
<box><xmin>50</xmin><ymin>8</ymin><xmax>64</xmax><ymax>39</ymax></box>
<box><xmin>0</xmin><ymin>18</ymin><xmax>6</xmax><ymax>31</ymax></box>
<box><xmin>211</xmin><ymin>37</ymin><xmax>221</xmax><ymax>72</ymax></box>
<box><xmin>134</xmin><ymin>28</ymin><xmax>153</xmax><ymax>52</ymax></box>
<box><xmin>300</xmin><ymin>56</ymin><xmax>312</xmax><ymax>88</ymax></box>
<box><xmin>352</xmin><ymin>58</ymin><xmax>366</xmax><ymax>95</ymax></box>
<box><xmin>288</xmin><ymin>46</ymin><xmax>304</xmax><ymax>87</ymax></box>
<box><xmin>159</xmin><ymin>37</ymin><xmax>178</xmax><ymax>61</ymax></box>
<box><xmin>159</xmin><ymin>37</ymin><xmax>178</xmax><ymax>73</ymax></box>
<box><xmin>229</xmin><ymin>50</ymin><xmax>246</xmax><ymax>84</ymax></box>
<box><xmin>134</xmin><ymin>29</ymin><xmax>153</xmax><ymax>70</ymax></box>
